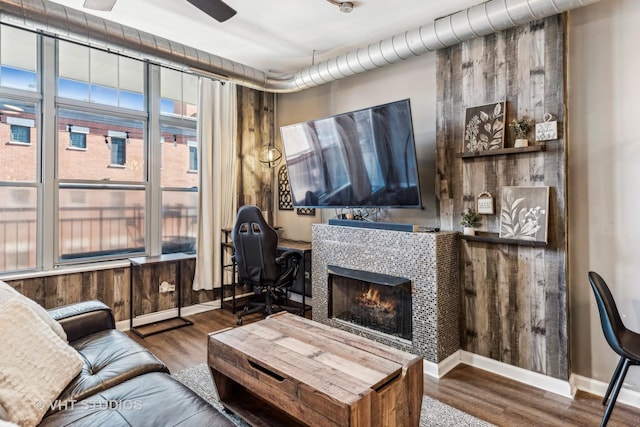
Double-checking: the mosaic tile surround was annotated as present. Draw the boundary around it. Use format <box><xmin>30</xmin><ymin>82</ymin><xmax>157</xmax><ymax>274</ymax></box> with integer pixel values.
<box><xmin>312</xmin><ymin>224</ymin><xmax>460</xmax><ymax>363</ymax></box>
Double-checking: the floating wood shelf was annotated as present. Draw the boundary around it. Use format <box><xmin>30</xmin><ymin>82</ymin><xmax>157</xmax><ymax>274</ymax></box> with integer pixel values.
<box><xmin>456</xmin><ymin>144</ymin><xmax>546</xmax><ymax>158</ymax></box>
<box><xmin>460</xmin><ymin>231</ymin><xmax>547</xmax><ymax>247</ymax></box>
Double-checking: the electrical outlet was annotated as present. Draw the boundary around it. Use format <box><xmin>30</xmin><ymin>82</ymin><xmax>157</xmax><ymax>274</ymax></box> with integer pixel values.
<box><xmin>159</xmin><ymin>281</ymin><xmax>174</xmax><ymax>293</ymax></box>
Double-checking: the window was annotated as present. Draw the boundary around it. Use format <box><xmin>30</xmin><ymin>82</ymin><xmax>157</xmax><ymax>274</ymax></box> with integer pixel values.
<box><xmin>58</xmin><ymin>41</ymin><xmax>144</xmax><ymax>110</ymax></box>
<box><xmin>160</xmin><ymin>122</ymin><xmax>198</xmax><ymax>254</ymax></box>
<box><xmin>10</xmin><ymin>125</ymin><xmax>30</xmax><ymax>144</ymax></box>
<box><xmin>0</xmin><ymin>187</ymin><xmax>37</xmax><ymax>271</ymax></box>
<box><xmin>189</xmin><ymin>143</ymin><xmax>198</xmax><ymax>171</ymax></box>
<box><xmin>58</xmin><ymin>110</ymin><xmax>144</xmax><ymax>181</ymax></box>
<box><xmin>0</xmin><ymin>99</ymin><xmax>38</xmax><ymax>272</ymax></box>
<box><xmin>110</xmin><ymin>137</ymin><xmax>126</xmax><ymax>166</ymax></box>
<box><xmin>0</xmin><ymin>24</ymin><xmax>203</xmax><ymax>273</ymax></box>
<box><xmin>160</xmin><ymin>67</ymin><xmax>198</xmax><ymax>119</ymax></box>
<box><xmin>69</xmin><ymin>132</ymin><xmax>86</xmax><ymax>149</ymax></box>
<box><xmin>0</xmin><ymin>26</ymin><xmax>37</xmax><ymax>91</ymax></box>
<box><xmin>57</xmin><ymin>109</ymin><xmax>145</xmax><ymax>261</ymax></box>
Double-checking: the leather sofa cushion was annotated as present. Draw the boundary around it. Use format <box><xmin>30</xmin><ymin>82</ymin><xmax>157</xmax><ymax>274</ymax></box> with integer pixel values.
<box><xmin>48</xmin><ymin>300</ymin><xmax>115</xmax><ymax>342</ymax></box>
<box><xmin>40</xmin><ymin>372</ymin><xmax>235</xmax><ymax>427</ymax></box>
<box><xmin>51</xmin><ymin>329</ymin><xmax>168</xmax><ymax>412</ymax></box>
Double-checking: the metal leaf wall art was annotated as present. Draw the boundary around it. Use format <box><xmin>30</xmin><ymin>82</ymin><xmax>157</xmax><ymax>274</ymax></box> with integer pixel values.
<box><xmin>463</xmin><ymin>101</ymin><xmax>505</xmax><ymax>153</ymax></box>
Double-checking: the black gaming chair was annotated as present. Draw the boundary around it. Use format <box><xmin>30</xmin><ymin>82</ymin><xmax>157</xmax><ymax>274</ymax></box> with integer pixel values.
<box><xmin>232</xmin><ymin>205</ymin><xmax>301</xmax><ymax>325</ymax></box>
<box><xmin>588</xmin><ymin>271</ymin><xmax>640</xmax><ymax>426</ymax></box>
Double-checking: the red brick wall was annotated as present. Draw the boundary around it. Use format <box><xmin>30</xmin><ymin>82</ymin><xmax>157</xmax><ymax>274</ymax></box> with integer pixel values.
<box><xmin>0</xmin><ymin>117</ymin><xmax>198</xmax><ymax>187</ymax></box>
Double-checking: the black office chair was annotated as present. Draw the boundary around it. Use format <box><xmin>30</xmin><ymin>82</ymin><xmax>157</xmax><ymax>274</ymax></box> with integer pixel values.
<box><xmin>588</xmin><ymin>271</ymin><xmax>640</xmax><ymax>426</ymax></box>
<box><xmin>232</xmin><ymin>205</ymin><xmax>301</xmax><ymax>325</ymax></box>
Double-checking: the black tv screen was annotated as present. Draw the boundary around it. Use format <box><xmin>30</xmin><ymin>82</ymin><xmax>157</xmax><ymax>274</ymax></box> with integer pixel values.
<box><xmin>280</xmin><ymin>99</ymin><xmax>421</xmax><ymax>208</ymax></box>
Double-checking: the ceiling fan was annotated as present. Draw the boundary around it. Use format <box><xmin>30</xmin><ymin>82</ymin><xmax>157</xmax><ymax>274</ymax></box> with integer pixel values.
<box><xmin>83</xmin><ymin>0</ymin><xmax>237</xmax><ymax>23</ymax></box>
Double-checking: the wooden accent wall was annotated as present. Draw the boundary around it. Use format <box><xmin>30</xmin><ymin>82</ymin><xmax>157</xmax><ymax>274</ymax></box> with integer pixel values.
<box><xmin>236</xmin><ymin>86</ymin><xmax>276</xmax><ymax>224</ymax></box>
<box><xmin>436</xmin><ymin>16</ymin><xmax>568</xmax><ymax>379</ymax></box>
<box><xmin>6</xmin><ymin>259</ymin><xmax>216</xmax><ymax>322</ymax></box>
<box><xmin>8</xmin><ymin>268</ymin><xmax>130</xmax><ymax>320</ymax></box>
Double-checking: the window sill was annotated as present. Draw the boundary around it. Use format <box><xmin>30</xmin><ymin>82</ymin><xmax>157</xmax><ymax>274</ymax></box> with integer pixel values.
<box><xmin>6</xmin><ymin>141</ymin><xmax>31</xmax><ymax>146</ymax></box>
<box><xmin>66</xmin><ymin>146</ymin><xmax>87</xmax><ymax>151</ymax></box>
<box><xmin>108</xmin><ymin>164</ymin><xmax>126</xmax><ymax>169</ymax></box>
<box><xmin>0</xmin><ymin>259</ymin><xmax>131</xmax><ymax>281</ymax></box>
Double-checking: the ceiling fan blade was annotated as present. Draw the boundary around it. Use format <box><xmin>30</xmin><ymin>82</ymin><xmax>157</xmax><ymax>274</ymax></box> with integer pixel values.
<box><xmin>83</xmin><ymin>0</ymin><xmax>117</xmax><ymax>11</ymax></box>
<box><xmin>186</xmin><ymin>0</ymin><xmax>237</xmax><ymax>23</ymax></box>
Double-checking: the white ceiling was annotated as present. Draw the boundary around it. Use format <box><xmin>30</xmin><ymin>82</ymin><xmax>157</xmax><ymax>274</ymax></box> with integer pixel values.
<box><xmin>49</xmin><ymin>0</ymin><xmax>483</xmax><ymax>75</ymax></box>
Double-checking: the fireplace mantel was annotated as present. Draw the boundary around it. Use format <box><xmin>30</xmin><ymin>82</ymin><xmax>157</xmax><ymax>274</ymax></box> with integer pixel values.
<box><xmin>312</xmin><ymin>223</ymin><xmax>459</xmax><ymax>363</ymax></box>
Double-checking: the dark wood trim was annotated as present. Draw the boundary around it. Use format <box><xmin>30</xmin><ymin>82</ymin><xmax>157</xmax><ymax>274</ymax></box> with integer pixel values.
<box><xmin>455</xmin><ymin>144</ymin><xmax>546</xmax><ymax>158</ymax></box>
<box><xmin>461</xmin><ymin>231</ymin><xmax>547</xmax><ymax>247</ymax></box>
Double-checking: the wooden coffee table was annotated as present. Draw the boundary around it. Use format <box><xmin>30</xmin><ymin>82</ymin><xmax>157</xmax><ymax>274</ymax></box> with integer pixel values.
<box><xmin>208</xmin><ymin>312</ymin><xmax>423</xmax><ymax>426</ymax></box>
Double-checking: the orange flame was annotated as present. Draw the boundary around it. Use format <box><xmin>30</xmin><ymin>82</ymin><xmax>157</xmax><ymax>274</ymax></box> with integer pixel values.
<box><xmin>358</xmin><ymin>287</ymin><xmax>395</xmax><ymax>314</ymax></box>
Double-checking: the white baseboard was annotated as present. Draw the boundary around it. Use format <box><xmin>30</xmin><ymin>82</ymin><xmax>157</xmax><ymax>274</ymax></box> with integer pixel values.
<box><xmin>459</xmin><ymin>351</ymin><xmax>574</xmax><ymax>398</ymax></box>
<box><xmin>423</xmin><ymin>351</ymin><xmax>462</xmax><ymax>378</ymax></box>
<box><xmin>115</xmin><ymin>301</ymin><xmax>220</xmax><ymax>331</ymax></box>
<box><xmin>422</xmin><ymin>350</ymin><xmax>573</xmax><ymax>398</ymax></box>
<box><xmin>571</xmin><ymin>373</ymin><xmax>640</xmax><ymax>409</ymax></box>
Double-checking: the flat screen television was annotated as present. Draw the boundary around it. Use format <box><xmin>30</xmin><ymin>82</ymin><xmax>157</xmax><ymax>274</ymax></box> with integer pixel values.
<box><xmin>280</xmin><ymin>99</ymin><xmax>421</xmax><ymax>208</ymax></box>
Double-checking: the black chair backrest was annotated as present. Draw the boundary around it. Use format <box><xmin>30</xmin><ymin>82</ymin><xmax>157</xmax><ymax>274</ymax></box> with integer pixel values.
<box><xmin>232</xmin><ymin>205</ymin><xmax>279</xmax><ymax>284</ymax></box>
<box><xmin>588</xmin><ymin>271</ymin><xmax>627</xmax><ymax>357</ymax></box>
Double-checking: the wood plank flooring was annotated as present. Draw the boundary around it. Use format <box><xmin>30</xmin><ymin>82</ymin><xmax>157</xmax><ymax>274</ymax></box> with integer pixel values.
<box><xmin>127</xmin><ymin>309</ymin><xmax>639</xmax><ymax>426</ymax></box>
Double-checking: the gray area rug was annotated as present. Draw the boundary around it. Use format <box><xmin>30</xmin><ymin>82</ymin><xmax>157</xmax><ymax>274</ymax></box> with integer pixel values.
<box><xmin>173</xmin><ymin>363</ymin><xmax>494</xmax><ymax>427</ymax></box>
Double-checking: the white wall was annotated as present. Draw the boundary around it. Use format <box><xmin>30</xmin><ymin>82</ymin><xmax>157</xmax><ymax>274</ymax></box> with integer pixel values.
<box><xmin>275</xmin><ymin>54</ymin><xmax>439</xmax><ymax>242</ymax></box>
<box><xmin>568</xmin><ymin>0</ymin><xmax>640</xmax><ymax>389</ymax></box>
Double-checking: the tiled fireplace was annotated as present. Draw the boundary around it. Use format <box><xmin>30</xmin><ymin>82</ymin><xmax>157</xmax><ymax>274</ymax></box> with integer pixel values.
<box><xmin>312</xmin><ymin>224</ymin><xmax>459</xmax><ymax>363</ymax></box>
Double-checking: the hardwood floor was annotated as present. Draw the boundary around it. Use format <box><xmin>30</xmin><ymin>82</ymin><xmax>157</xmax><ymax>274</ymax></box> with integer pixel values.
<box><xmin>127</xmin><ymin>309</ymin><xmax>638</xmax><ymax>426</ymax></box>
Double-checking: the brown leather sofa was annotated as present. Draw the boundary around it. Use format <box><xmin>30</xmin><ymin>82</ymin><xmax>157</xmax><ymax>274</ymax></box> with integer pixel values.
<box><xmin>16</xmin><ymin>300</ymin><xmax>233</xmax><ymax>426</ymax></box>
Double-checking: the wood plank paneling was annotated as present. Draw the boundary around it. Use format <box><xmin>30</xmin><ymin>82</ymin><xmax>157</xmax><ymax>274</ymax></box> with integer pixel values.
<box><xmin>236</xmin><ymin>86</ymin><xmax>276</xmax><ymax>223</ymax></box>
<box><xmin>436</xmin><ymin>15</ymin><xmax>568</xmax><ymax>379</ymax></box>
<box><xmin>5</xmin><ymin>258</ymin><xmax>219</xmax><ymax>322</ymax></box>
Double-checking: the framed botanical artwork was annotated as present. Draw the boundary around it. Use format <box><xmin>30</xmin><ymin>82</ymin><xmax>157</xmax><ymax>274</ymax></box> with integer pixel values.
<box><xmin>499</xmin><ymin>186</ymin><xmax>550</xmax><ymax>243</ymax></box>
<box><xmin>463</xmin><ymin>101</ymin><xmax>505</xmax><ymax>153</ymax></box>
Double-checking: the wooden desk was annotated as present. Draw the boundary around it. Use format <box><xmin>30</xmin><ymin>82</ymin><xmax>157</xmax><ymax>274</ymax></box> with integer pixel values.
<box><xmin>220</xmin><ymin>227</ymin><xmax>311</xmax><ymax>314</ymax></box>
<box><xmin>208</xmin><ymin>312</ymin><xmax>423</xmax><ymax>426</ymax></box>
<box><xmin>129</xmin><ymin>253</ymin><xmax>195</xmax><ymax>338</ymax></box>
<box><xmin>277</xmin><ymin>239</ymin><xmax>312</xmax><ymax>313</ymax></box>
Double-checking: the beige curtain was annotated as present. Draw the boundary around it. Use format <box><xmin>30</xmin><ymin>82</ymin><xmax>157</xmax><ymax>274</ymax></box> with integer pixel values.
<box><xmin>193</xmin><ymin>79</ymin><xmax>237</xmax><ymax>291</ymax></box>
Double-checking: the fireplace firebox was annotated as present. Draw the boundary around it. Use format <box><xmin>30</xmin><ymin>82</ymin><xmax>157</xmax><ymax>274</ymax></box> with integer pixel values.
<box><xmin>328</xmin><ymin>265</ymin><xmax>412</xmax><ymax>341</ymax></box>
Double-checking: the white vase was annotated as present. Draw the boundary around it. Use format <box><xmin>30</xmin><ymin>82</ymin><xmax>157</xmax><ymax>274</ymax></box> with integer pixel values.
<box><xmin>463</xmin><ymin>227</ymin><xmax>476</xmax><ymax>236</ymax></box>
<box><xmin>514</xmin><ymin>138</ymin><xmax>528</xmax><ymax>148</ymax></box>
